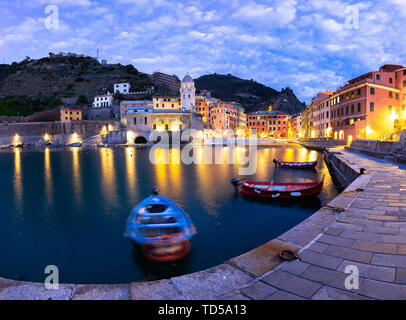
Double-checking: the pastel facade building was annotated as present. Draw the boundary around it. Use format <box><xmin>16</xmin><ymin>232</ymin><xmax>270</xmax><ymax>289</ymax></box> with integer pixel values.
<box><xmin>60</xmin><ymin>107</ymin><xmax>82</xmax><ymax>122</ymax></box>
<box><xmin>153</xmin><ymin>97</ymin><xmax>182</xmax><ymax>110</ymax></box>
<box><xmin>330</xmin><ymin>64</ymin><xmax>405</xmax><ymax>143</ymax></box>
<box><xmin>120</xmin><ymin>100</ymin><xmax>153</xmax><ymax>123</ymax></box>
<box><xmin>310</xmin><ymin>91</ymin><xmax>334</xmax><ymax>138</ymax></box>
<box><xmin>209</xmin><ymin>102</ymin><xmax>247</xmax><ymax>134</ymax></box>
<box><xmin>248</xmin><ymin>111</ymin><xmax>289</xmax><ymax>137</ymax></box>
<box><xmin>93</xmin><ymin>93</ymin><xmax>113</xmax><ymax>108</ymax></box>
<box><xmin>122</xmin><ymin>74</ymin><xmax>203</xmax><ymax>141</ymax></box>
<box><xmin>195</xmin><ymin>96</ymin><xmax>212</xmax><ymax>124</ymax></box>
<box><xmin>290</xmin><ymin>114</ymin><xmax>303</xmax><ymax>138</ymax></box>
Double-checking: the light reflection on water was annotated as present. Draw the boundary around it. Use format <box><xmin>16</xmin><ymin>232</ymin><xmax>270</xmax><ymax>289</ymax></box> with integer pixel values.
<box><xmin>1</xmin><ymin>145</ymin><xmax>338</xmax><ymax>284</ymax></box>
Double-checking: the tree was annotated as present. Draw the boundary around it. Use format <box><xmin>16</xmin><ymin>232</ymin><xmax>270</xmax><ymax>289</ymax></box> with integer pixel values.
<box><xmin>77</xmin><ymin>95</ymin><xmax>89</xmax><ymax>105</ymax></box>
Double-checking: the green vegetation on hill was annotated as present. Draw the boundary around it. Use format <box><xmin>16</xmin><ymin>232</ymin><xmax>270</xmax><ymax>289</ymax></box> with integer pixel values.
<box><xmin>0</xmin><ymin>95</ymin><xmax>62</xmax><ymax>117</ymax></box>
<box><xmin>195</xmin><ymin>73</ymin><xmax>306</xmax><ymax>115</ymax></box>
<box><xmin>0</xmin><ymin>55</ymin><xmax>154</xmax><ymax>116</ymax></box>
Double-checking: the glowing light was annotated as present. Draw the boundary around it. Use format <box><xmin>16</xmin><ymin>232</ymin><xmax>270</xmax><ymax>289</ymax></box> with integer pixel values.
<box><xmin>13</xmin><ymin>134</ymin><xmax>22</xmax><ymax>146</ymax></box>
<box><xmin>127</xmin><ymin>131</ymin><xmax>135</xmax><ymax>144</ymax></box>
<box><xmin>339</xmin><ymin>130</ymin><xmax>344</xmax><ymax>140</ymax></box>
<box><xmin>70</xmin><ymin>132</ymin><xmax>81</xmax><ymax>144</ymax></box>
<box><xmin>390</xmin><ymin>112</ymin><xmax>399</xmax><ymax>122</ymax></box>
<box><xmin>108</xmin><ymin>124</ymin><xmax>114</xmax><ymax>132</ymax></box>
<box><xmin>366</xmin><ymin>126</ymin><xmax>373</xmax><ymax>135</ymax></box>
<box><xmin>100</xmin><ymin>126</ymin><xmax>108</xmax><ymax>135</ymax></box>
<box><xmin>43</xmin><ymin>133</ymin><xmax>51</xmax><ymax>143</ymax></box>
<box><xmin>347</xmin><ymin>135</ymin><xmax>353</xmax><ymax>146</ymax></box>
<box><xmin>311</xmin><ymin>130</ymin><xmax>316</xmax><ymax>138</ymax></box>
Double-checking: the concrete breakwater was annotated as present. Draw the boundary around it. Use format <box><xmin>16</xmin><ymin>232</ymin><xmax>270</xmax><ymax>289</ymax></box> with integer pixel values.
<box><xmin>0</xmin><ymin>120</ymin><xmax>122</xmax><ymax>146</ymax></box>
<box><xmin>298</xmin><ymin>138</ymin><xmax>348</xmax><ymax>151</ymax></box>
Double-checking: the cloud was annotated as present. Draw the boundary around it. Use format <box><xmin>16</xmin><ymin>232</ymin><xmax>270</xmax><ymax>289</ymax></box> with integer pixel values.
<box><xmin>232</xmin><ymin>0</ymin><xmax>297</xmax><ymax>27</ymax></box>
<box><xmin>0</xmin><ymin>0</ymin><xmax>405</xmax><ymax>103</ymax></box>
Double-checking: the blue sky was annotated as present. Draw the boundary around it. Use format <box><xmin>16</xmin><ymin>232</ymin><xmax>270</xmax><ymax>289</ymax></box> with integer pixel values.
<box><xmin>0</xmin><ymin>0</ymin><xmax>405</xmax><ymax>103</ymax></box>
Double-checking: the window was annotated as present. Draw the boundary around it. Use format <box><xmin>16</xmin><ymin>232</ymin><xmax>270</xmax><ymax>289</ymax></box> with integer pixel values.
<box><xmin>389</xmin><ymin>78</ymin><xmax>393</xmax><ymax>84</ymax></box>
<box><xmin>371</xmin><ymin>88</ymin><xmax>375</xmax><ymax>95</ymax></box>
<box><xmin>370</xmin><ymin>102</ymin><xmax>375</xmax><ymax>112</ymax></box>
<box><xmin>144</xmin><ymin>117</ymin><xmax>147</xmax><ymax>125</ymax></box>
<box><xmin>357</xmin><ymin>89</ymin><xmax>361</xmax><ymax>95</ymax></box>
<box><xmin>351</xmin><ymin>105</ymin><xmax>354</xmax><ymax>114</ymax></box>
<box><xmin>133</xmin><ymin>118</ymin><xmax>137</xmax><ymax>125</ymax></box>
<box><xmin>346</xmin><ymin>106</ymin><xmax>349</xmax><ymax>115</ymax></box>
<box><xmin>404</xmin><ymin>70</ymin><xmax>406</xmax><ymax>76</ymax></box>
<box><xmin>376</xmin><ymin>74</ymin><xmax>380</xmax><ymax>80</ymax></box>
<box><xmin>357</xmin><ymin>103</ymin><xmax>361</xmax><ymax>112</ymax></box>
<box><xmin>403</xmin><ymin>80</ymin><xmax>406</xmax><ymax>87</ymax></box>
<box><xmin>389</xmin><ymin>92</ymin><xmax>393</xmax><ymax>98</ymax></box>
<box><xmin>396</xmin><ymin>93</ymin><xmax>399</xmax><ymax>100</ymax></box>
<box><xmin>388</xmin><ymin>105</ymin><xmax>392</xmax><ymax>113</ymax></box>
<box><xmin>153</xmin><ymin>124</ymin><xmax>156</xmax><ymax>130</ymax></box>
<box><xmin>165</xmin><ymin>124</ymin><xmax>169</xmax><ymax>130</ymax></box>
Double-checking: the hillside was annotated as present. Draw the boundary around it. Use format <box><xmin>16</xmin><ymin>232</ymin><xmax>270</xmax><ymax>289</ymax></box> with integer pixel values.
<box><xmin>0</xmin><ymin>55</ymin><xmax>154</xmax><ymax>116</ymax></box>
<box><xmin>195</xmin><ymin>74</ymin><xmax>306</xmax><ymax>115</ymax></box>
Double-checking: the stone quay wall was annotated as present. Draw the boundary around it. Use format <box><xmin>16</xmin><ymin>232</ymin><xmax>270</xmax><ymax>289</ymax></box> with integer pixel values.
<box><xmin>0</xmin><ymin>120</ymin><xmax>122</xmax><ymax>146</ymax></box>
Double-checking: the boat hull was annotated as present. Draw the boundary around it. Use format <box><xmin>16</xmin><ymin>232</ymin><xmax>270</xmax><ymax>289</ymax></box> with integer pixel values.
<box><xmin>275</xmin><ymin>159</ymin><xmax>318</xmax><ymax>169</ymax></box>
<box><xmin>239</xmin><ymin>180</ymin><xmax>324</xmax><ymax>199</ymax></box>
<box><xmin>141</xmin><ymin>237</ymin><xmax>191</xmax><ymax>262</ymax></box>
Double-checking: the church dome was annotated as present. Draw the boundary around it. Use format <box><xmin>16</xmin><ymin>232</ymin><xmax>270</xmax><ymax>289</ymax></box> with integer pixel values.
<box><xmin>182</xmin><ymin>74</ymin><xmax>193</xmax><ymax>83</ymax></box>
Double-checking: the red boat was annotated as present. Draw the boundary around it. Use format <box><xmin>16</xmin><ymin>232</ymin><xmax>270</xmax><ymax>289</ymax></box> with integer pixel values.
<box><xmin>142</xmin><ymin>234</ymin><xmax>191</xmax><ymax>263</ymax></box>
<box><xmin>273</xmin><ymin>159</ymin><xmax>318</xmax><ymax>169</ymax></box>
<box><xmin>231</xmin><ymin>176</ymin><xmax>324</xmax><ymax>199</ymax></box>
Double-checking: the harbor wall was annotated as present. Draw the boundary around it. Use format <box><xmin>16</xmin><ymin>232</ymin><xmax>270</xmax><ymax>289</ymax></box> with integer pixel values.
<box><xmin>0</xmin><ymin>120</ymin><xmax>122</xmax><ymax>146</ymax></box>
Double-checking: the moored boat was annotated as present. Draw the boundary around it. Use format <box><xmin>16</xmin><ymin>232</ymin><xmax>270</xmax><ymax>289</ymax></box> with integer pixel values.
<box><xmin>273</xmin><ymin>159</ymin><xmax>318</xmax><ymax>169</ymax></box>
<box><xmin>231</xmin><ymin>176</ymin><xmax>325</xmax><ymax>199</ymax></box>
<box><xmin>124</xmin><ymin>188</ymin><xmax>196</xmax><ymax>262</ymax></box>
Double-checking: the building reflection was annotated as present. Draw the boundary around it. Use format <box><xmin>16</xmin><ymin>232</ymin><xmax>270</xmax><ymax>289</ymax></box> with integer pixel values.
<box><xmin>72</xmin><ymin>147</ymin><xmax>82</xmax><ymax>207</ymax></box>
<box><xmin>168</xmin><ymin>148</ymin><xmax>182</xmax><ymax>196</ymax></box>
<box><xmin>100</xmin><ymin>148</ymin><xmax>118</xmax><ymax>209</ymax></box>
<box><xmin>14</xmin><ymin>149</ymin><xmax>23</xmax><ymax>214</ymax></box>
<box><xmin>44</xmin><ymin>148</ymin><xmax>53</xmax><ymax>207</ymax></box>
<box><xmin>125</xmin><ymin>147</ymin><xmax>137</xmax><ymax>200</ymax></box>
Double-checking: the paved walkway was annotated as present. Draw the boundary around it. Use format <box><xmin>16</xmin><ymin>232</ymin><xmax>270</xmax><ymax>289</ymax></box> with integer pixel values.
<box><xmin>221</xmin><ymin>150</ymin><xmax>406</xmax><ymax>300</ymax></box>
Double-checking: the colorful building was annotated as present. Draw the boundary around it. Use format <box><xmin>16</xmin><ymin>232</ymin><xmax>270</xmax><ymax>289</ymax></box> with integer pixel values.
<box><xmin>153</xmin><ymin>97</ymin><xmax>181</xmax><ymax>110</ymax></box>
<box><xmin>60</xmin><ymin>107</ymin><xmax>82</xmax><ymax>122</ymax></box>
<box><xmin>290</xmin><ymin>114</ymin><xmax>303</xmax><ymax>138</ymax></box>
<box><xmin>248</xmin><ymin>110</ymin><xmax>289</xmax><ymax>138</ymax></box>
<box><xmin>209</xmin><ymin>102</ymin><xmax>247</xmax><ymax>135</ymax></box>
<box><xmin>120</xmin><ymin>100</ymin><xmax>153</xmax><ymax>122</ymax></box>
<box><xmin>310</xmin><ymin>91</ymin><xmax>335</xmax><ymax>138</ymax></box>
<box><xmin>330</xmin><ymin>64</ymin><xmax>406</xmax><ymax>143</ymax></box>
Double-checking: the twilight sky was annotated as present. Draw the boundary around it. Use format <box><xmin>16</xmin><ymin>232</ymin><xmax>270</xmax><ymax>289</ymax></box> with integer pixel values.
<box><xmin>0</xmin><ymin>0</ymin><xmax>405</xmax><ymax>103</ymax></box>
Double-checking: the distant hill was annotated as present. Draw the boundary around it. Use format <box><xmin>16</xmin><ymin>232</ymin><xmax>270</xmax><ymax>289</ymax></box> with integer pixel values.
<box><xmin>195</xmin><ymin>73</ymin><xmax>306</xmax><ymax>115</ymax></box>
<box><xmin>0</xmin><ymin>54</ymin><xmax>306</xmax><ymax>117</ymax></box>
<box><xmin>0</xmin><ymin>55</ymin><xmax>154</xmax><ymax>116</ymax></box>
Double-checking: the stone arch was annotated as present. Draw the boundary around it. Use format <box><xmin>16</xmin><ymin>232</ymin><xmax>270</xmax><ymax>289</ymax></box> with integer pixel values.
<box><xmin>134</xmin><ymin>135</ymin><xmax>148</xmax><ymax>144</ymax></box>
